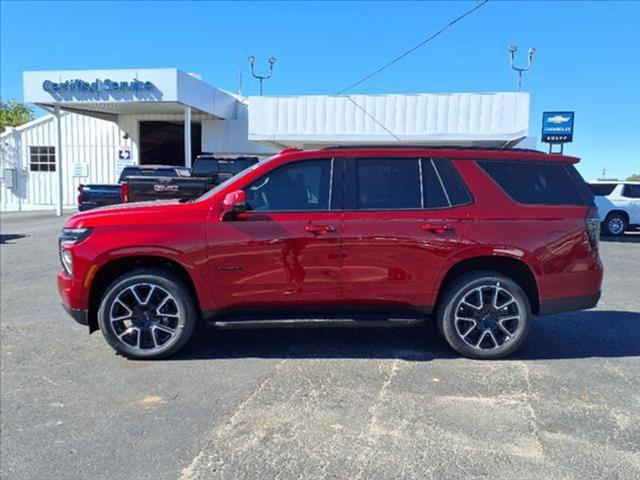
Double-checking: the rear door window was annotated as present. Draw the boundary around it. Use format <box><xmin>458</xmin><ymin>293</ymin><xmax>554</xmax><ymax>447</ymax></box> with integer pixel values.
<box><xmin>622</xmin><ymin>184</ymin><xmax>640</xmax><ymax>198</ymax></box>
<box><xmin>477</xmin><ymin>160</ymin><xmax>586</xmax><ymax>206</ymax></box>
<box><xmin>421</xmin><ymin>159</ymin><xmax>450</xmax><ymax>208</ymax></box>
<box><xmin>430</xmin><ymin>159</ymin><xmax>473</xmax><ymax>207</ymax></box>
<box><xmin>350</xmin><ymin>158</ymin><xmax>422</xmax><ymax>210</ymax></box>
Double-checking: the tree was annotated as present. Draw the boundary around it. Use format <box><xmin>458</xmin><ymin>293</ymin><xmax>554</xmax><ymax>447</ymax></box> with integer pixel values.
<box><xmin>626</xmin><ymin>173</ymin><xmax>640</xmax><ymax>181</ymax></box>
<box><xmin>0</xmin><ymin>100</ymin><xmax>33</xmax><ymax>133</ymax></box>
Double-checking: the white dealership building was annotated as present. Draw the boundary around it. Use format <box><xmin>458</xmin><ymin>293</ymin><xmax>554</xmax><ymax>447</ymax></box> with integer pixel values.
<box><xmin>0</xmin><ymin>68</ymin><xmax>532</xmax><ymax>213</ymax></box>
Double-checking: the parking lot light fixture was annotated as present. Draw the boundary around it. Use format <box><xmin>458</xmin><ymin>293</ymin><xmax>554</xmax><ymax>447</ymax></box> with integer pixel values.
<box><xmin>248</xmin><ymin>55</ymin><xmax>276</xmax><ymax>96</ymax></box>
<box><xmin>508</xmin><ymin>44</ymin><xmax>536</xmax><ymax>91</ymax></box>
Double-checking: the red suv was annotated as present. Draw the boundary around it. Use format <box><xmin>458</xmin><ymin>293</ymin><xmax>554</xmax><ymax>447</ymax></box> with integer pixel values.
<box><xmin>58</xmin><ymin>147</ymin><xmax>603</xmax><ymax>360</ymax></box>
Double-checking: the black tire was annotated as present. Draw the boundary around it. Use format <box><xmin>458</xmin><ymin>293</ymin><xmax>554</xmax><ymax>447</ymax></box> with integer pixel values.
<box><xmin>436</xmin><ymin>271</ymin><xmax>531</xmax><ymax>359</ymax></box>
<box><xmin>97</xmin><ymin>268</ymin><xmax>198</xmax><ymax>359</ymax></box>
<box><xmin>602</xmin><ymin>212</ymin><xmax>627</xmax><ymax>236</ymax></box>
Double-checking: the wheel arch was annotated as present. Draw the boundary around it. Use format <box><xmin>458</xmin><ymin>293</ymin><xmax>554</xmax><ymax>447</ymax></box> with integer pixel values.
<box><xmin>605</xmin><ymin>209</ymin><xmax>630</xmax><ymax>223</ymax></box>
<box><xmin>88</xmin><ymin>255</ymin><xmax>201</xmax><ymax>333</ymax></box>
<box><xmin>436</xmin><ymin>256</ymin><xmax>540</xmax><ymax>315</ymax></box>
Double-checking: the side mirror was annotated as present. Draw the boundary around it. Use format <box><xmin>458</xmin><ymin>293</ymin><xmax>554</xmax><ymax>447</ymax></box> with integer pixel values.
<box><xmin>221</xmin><ymin>190</ymin><xmax>247</xmax><ymax>220</ymax></box>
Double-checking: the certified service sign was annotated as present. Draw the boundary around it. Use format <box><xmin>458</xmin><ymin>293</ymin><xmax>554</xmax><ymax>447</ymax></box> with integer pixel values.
<box><xmin>542</xmin><ymin>111</ymin><xmax>574</xmax><ymax>144</ymax></box>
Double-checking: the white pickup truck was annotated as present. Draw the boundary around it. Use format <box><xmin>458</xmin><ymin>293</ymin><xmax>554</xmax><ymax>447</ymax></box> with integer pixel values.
<box><xmin>589</xmin><ymin>181</ymin><xmax>640</xmax><ymax>236</ymax></box>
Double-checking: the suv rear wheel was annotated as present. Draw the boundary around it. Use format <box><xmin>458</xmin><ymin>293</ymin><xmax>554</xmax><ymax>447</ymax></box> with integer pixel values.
<box><xmin>603</xmin><ymin>212</ymin><xmax>627</xmax><ymax>236</ymax></box>
<box><xmin>437</xmin><ymin>271</ymin><xmax>531</xmax><ymax>359</ymax></box>
<box><xmin>97</xmin><ymin>269</ymin><xmax>198</xmax><ymax>359</ymax></box>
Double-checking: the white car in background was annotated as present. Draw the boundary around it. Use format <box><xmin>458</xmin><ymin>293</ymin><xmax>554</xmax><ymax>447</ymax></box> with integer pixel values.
<box><xmin>589</xmin><ymin>181</ymin><xmax>640</xmax><ymax>236</ymax></box>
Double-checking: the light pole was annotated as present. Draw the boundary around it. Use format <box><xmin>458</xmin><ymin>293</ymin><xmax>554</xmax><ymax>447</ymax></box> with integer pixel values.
<box><xmin>248</xmin><ymin>55</ymin><xmax>276</xmax><ymax>95</ymax></box>
<box><xmin>508</xmin><ymin>45</ymin><xmax>536</xmax><ymax>91</ymax></box>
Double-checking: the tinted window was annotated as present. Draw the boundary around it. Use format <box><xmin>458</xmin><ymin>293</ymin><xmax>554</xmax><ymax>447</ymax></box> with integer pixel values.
<box><xmin>623</xmin><ymin>184</ymin><xmax>640</xmax><ymax>198</ymax></box>
<box><xmin>421</xmin><ymin>159</ymin><xmax>449</xmax><ymax>208</ymax></box>
<box><xmin>432</xmin><ymin>158</ymin><xmax>473</xmax><ymax>206</ymax></box>
<box><xmin>192</xmin><ymin>158</ymin><xmax>258</xmax><ymax>176</ymax></box>
<box><xmin>354</xmin><ymin>158</ymin><xmax>421</xmax><ymax>209</ymax></box>
<box><xmin>589</xmin><ymin>183</ymin><xmax>617</xmax><ymax>196</ymax></box>
<box><xmin>565</xmin><ymin>165</ymin><xmax>595</xmax><ymax>206</ymax></box>
<box><xmin>118</xmin><ymin>167</ymin><xmax>186</xmax><ymax>182</ymax></box>
<box><xmin>246</xmin><ymin>159</ymin><xmax>332</xmax><ymax>211</ymax></box>
<box><xmin>477</xmin><ymin>160</ymin><xmax>585</xmax><ymax>205</ymax></box>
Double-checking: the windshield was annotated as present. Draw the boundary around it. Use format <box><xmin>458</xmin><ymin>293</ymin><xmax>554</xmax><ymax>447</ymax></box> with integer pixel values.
<box><xmin>195</xmin><ymin>156</ymin><xmax>277</xmax><ymax>202</ymax></box>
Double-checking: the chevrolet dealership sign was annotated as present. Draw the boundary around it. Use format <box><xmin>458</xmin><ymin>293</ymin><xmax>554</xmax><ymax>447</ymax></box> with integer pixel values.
<box><xmin>541</xmin><ymin>111</ymin><xmax>574</xmax><ymax>144</ymax></box>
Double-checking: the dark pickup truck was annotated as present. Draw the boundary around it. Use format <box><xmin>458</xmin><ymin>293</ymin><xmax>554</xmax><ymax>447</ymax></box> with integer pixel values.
<box><xmin>122</xmin><ymin>155</ymin><xmax>259</xmax><ymax>204</ymax></box>
<box><xmin>77</xmin><ymin>165</ymin><xmax>190</xmax><ymax>211</ymax></box>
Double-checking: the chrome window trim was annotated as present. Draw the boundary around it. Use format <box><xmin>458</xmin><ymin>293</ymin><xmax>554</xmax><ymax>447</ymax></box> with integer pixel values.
<box><xmin>431</xmin><ymin>158</ymin><xmax>452</xmax><ymax>207</ymax></box>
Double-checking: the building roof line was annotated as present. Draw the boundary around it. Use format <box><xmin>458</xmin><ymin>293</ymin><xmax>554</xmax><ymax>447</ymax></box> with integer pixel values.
<box><xmin>0</xmin><ymin>112</ymin><xmax>62</xmax><ymax>138</ymax></box>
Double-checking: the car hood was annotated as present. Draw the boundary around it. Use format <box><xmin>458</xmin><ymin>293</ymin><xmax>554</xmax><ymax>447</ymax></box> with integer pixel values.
<box><xmin>64</xmin><ymin>199</ymin><xmax>197</xmax><ymax>228</ymax></box>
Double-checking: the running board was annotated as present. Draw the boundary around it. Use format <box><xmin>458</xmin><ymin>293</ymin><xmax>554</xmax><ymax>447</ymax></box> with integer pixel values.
<box><xmin>209</xmin><ymin>317</ymin><xmax>425</xmax><ymax>330</ymax></box>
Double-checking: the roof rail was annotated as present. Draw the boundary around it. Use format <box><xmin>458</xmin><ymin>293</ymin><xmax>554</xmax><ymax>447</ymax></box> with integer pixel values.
<box><xmin>318</xmin><ymin>145</ymin><xmax>547</xmax><ymax>154</ymax></box>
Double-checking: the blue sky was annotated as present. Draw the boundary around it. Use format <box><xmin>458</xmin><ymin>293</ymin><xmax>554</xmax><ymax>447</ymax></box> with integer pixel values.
<box><xmin>1</xmin><ymin>0</ymin><xmax>639</xmax><ymax>180</ymax></box>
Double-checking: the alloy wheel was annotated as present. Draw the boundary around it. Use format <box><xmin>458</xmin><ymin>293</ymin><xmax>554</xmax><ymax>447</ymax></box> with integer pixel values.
<box><xmin>109</xmin><ymin>283</ymin><xmax>183</xmax><ymax>354</ymax></box>
<box><xmin>608</xmin><ymin>217</ymin><xmax>625</xmax><ymax>235</ymax></box>
<box><xmin>454</xmin><ymin>283</ymin><xmax>522</xmax><ymax>351</ymax></box>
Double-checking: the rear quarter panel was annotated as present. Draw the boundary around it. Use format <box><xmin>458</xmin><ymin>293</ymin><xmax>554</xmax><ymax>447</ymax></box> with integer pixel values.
<box><xmin>451</xmin><ymin>160</ymin><xmax>602</xmax><ymax>302</ymax></box>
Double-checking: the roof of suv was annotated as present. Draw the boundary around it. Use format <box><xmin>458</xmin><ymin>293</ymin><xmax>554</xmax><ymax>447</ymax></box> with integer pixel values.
<box><xmin>590</xmin><ymin>180</ymin><xmax>640</xmax><ymax>185</ymax></box>
<box><xmin>278</xmin><ymin>146</ymin><xmax>580</xmax><ymax>164</ymax></box>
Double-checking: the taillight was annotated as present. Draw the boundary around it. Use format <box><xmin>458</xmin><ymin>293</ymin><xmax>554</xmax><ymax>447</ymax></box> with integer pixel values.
<box><xmin>121</xmin><ymin>182</ymin><xmax>129</xmax><ymax>203</ymax></box>
<box><xmin>585</xmin><ymin>206</ymin><xmax>600</xmax><ymax>251</ymax></box>
<box><xmin>77</xmin><ymin>184</ymin><xmax>83</xmax><ymax>205</ymax></box>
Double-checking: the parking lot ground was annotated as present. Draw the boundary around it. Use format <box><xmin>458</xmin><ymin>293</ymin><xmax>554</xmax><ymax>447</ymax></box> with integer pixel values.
<box><xmin>1</xmin><ymin>211</ymin><xmax>639</xmax><ymax>480</ymax></box>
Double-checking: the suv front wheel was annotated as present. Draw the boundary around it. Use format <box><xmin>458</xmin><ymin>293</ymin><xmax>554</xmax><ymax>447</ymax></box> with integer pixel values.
<box><xmin>437</xmin><ymin>271</ymin><xmax>531</xmax><ymax>359</ymax></box>
<box><xmin>97</xmin><ymin>268</ymin><xmax>198</xmax><ymax>359</ymax></box>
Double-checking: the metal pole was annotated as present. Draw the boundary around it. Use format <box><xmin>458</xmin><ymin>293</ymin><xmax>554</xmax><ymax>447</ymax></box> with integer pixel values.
<box><xmin>518</xmin><ymin>71</ymin><xmax>522</xmax><ymax>91</ymax></box>
<box><xmin>184</xmin><ymin>106</ymin><xmax>192</xmax><ymax>168</ymax></box>
<box><xmin>54</xmin><ymin>105</ymin><xmax>63</xmax><ymax>216</ymax></box>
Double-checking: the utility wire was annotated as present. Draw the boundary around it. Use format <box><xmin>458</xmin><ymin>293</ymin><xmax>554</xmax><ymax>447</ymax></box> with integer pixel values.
<box><xmin>336</xmin><ymin>0</ymin><xmax>489</xmax><ymax>95</ymax></box>
<box><xmin>344</xmin><ymin>95</ymin><xmax>402</xmax><ymax>141</ymax></box>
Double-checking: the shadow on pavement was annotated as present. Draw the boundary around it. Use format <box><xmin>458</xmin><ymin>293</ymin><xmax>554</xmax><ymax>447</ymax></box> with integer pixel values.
<box><xmin>0</xmin><ymin>234</ymin><xmax>26</xmax><ymax>245</ymax></box>
<box><xmin>173</xmin><ymin>310</ymin><xmax>640</xmax><ymax>362</ymax></box>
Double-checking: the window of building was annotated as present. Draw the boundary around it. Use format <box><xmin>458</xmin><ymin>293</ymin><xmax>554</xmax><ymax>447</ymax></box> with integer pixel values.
<box><xmin>29</xmin><ymin>146</ymin><xmax>56</xmax><ymax>172</ymax></box>
<box><xmin>354</xmin><ymin>158</ymin><xmax>421</xmax><ymax>210</ymax></box>
<box><xmin>246</xmin><ymin>159</ymin><xmax>332</xmax><ymax>211</ymax></box>
<box><xmin>477</xmin><ymin>160</ymin><xmax>586</xmax><ymax>206</ymax></box>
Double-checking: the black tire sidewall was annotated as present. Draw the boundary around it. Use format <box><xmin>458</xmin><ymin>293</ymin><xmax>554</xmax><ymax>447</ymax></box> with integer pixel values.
<box><xmin>97</xmin><ymin>269</ymin><xmax>197</xmax><ymax>359</ymax></box>
<box><xmin>604</xmin><ymin>213</ymin><xmax>627</xmax><ymax>236</ymax></box>
<box><xmin>437</xmin><ymin>271</ymin><xmax>531</xmax><ymax>359</ymax></box>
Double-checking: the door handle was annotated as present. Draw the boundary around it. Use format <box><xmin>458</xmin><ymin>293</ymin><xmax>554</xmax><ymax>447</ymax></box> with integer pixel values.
<box><xmin>422</xmin><ymin>223</ymin><xmax>454</xmax><ymax>234</ymax></box>
<box><xmin>305</xmin><ymin>224</ymin><xmax>336</xmax><ymax>234</ymax></box>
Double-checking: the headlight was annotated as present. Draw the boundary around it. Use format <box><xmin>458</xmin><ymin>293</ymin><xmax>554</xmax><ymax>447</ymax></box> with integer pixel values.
<box><xmin>60</xmin><ymin>228</ymin><xmax>92</xmax><ymax>245</ymax></box>
<box><xmin>59</xmin><ymin>228</ymin><xmax>92</xmax><ymax>275</ymax></box>
<box><xmin>60</xmin><ymin>247</ymin><xmax>73</xmax><ymax>275</ymax></box>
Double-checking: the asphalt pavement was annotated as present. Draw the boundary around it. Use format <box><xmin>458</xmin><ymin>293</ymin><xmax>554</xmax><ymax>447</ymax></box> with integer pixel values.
<box><xmin>1</xmin><ymin>211</ymin><xmax>639</xmax><ymax>480</ymax></box>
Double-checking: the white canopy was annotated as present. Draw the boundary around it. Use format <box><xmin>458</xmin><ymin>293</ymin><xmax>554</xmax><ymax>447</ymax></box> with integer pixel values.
<box><xmin>248</xmin><ymin>92</ymin><xmax>530</xmax><ymax>148</ymax></box>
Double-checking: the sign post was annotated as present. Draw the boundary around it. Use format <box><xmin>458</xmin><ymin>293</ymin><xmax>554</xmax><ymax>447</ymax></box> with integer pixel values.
<box><xmin>541</xmin><ymin>111</ymin><xmax>575</xmax><ymax>154</ymax></box>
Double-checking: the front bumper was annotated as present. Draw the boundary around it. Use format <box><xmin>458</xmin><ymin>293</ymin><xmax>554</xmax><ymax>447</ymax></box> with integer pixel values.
<box><xmin>538</xmin><ymin>290</ymin><xmax>601</xmax><ymax>316</ymax></box>
<box><xmin>61</xmin><ymin>302</ymin><xmax>89</xmax><ymax>326</ymax></box>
